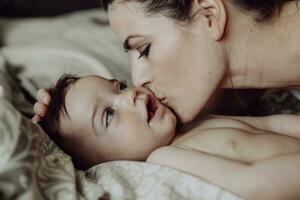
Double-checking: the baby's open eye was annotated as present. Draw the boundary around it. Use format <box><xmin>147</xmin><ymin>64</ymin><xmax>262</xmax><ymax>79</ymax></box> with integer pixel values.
<box><xmin>118</xmin><ymin>80</ymin><xmax>127</xmax><ymax>93</ymax></box>
<box><xmin>105</xmin><ymin>107</ymin><xmax>115</xmax><ymax>127</ymax></box>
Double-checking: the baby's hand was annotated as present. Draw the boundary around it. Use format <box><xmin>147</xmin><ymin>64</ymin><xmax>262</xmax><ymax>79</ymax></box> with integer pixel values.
<box><xmin>32</xmin><ymin>89</ymin><xmax>51</xmax><ymax>122</ymax></box>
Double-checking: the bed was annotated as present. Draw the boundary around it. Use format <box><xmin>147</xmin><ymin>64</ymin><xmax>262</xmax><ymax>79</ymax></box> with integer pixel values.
<box><xmin>0</xmin><ymin>9</ymin><xmax>299</xmax><ymax>200</ymax></box>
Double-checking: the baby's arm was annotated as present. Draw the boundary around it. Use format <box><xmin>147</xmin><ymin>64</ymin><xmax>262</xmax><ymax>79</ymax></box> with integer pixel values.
<box><xmin>147</xmin><ymin>146</ymin><xmax>300</xmax><ymax>200</ymax></box>
<box><xmin>211</xmin><ymin>114</ymin><xmax>300</xmax><ymax>139</ymax></box>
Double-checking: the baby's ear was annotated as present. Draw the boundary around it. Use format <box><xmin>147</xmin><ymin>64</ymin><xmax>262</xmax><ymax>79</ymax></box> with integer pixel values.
<box><xmin>190</xmin><ymin>0</ymin><xmax>227</xmax><ymax>40</ymax></box>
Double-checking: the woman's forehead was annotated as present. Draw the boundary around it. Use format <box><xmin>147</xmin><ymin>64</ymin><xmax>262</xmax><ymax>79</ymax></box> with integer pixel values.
<box><xmin>108</xmin><ymin>2</ymin><xmax>178</xmax><ymax>40</ymax></box>
<box><xmin>108</xmin><ymin>1</ymin><xmax>147</xmax><ymax>27</ymax></box>
<box><xmin>109</xmin><ymin>0</ymin><xmax>143</xmax><ymax>11</ymax></box>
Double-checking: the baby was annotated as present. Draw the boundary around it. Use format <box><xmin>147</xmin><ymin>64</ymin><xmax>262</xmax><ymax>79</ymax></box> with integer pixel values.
<box><xmin>40</xmin><ymin>74</ymin><xmax>177</xmax><ymax>169</ymax></box>
<box><xmin>38</xmin><ymin>74</ymin><xmax>300</xmax><ymax>199</ymax></box>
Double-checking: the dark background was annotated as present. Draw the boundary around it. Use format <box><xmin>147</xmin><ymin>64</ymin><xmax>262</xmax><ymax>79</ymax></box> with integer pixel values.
<box><xmin>0</xmin><ymin>0</ymin><xmax>101</xmax><ymax>17</ymax></box>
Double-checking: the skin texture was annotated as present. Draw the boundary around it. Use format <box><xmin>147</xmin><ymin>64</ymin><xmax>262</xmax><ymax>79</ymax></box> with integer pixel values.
<box><xmin>58</xmin><ymin>75</ymin><xmax>176</xmax><ymax>166</ymax></box>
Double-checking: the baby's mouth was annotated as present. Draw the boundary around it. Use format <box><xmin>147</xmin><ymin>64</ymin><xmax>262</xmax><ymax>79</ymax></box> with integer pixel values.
<box><xmin>146</xmin><ymin>95</ymin><xmax>158</xmax><ymax>123</ymax></box>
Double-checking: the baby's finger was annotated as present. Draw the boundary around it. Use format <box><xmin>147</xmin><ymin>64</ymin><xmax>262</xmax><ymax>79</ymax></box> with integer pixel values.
<box><xmin>36</xmin><ymin>89</ymin><xmax>51</xmax><ymax>105</ymax></box>
<box><xmin>32</xmin><ymin>115</ymin><xmax>42</xmax><ymax>123</ymax></box>
<box><xmin>33</xmin><ymin>102</ymin><xmax>48</xmax><ymax>117</ymax></box>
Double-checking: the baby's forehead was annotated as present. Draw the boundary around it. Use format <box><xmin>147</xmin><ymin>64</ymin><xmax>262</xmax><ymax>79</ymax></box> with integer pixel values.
<box><xmin>67</xmin><ymin>76</ymin><xmax>104</xmax><ymax>94</ymax></box>
<box><xmin>64</xmin><ymin>75</ymin><xmax>114</xmax><ymax>113</ymax></box>
<box><xmin>79</xmin><ymin>75</ymin><xmax>106</xmax><ymax>82</ymax></box>
<box><xmin>77</xmin><ymin>75</ymin><xmax>114</xmax><ymax>86</ymax></box>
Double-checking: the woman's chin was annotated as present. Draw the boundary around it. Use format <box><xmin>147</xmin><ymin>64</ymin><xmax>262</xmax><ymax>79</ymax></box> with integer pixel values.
<box><xmin>177</xmin><ymin>110</ymin><xmax>198</xmax><ymax>124</ymax></box>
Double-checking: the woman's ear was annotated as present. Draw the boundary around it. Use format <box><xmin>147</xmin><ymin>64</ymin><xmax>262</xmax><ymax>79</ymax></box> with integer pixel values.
<box><xmin>190</xmin><ymin>0</ymin><xmax>227</xmax><ymax>40</ymax></box>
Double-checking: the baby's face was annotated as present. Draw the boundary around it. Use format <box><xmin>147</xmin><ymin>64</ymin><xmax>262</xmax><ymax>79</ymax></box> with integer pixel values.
<box><xmin>60</xmin><ymin>75</ymin><xmax>176</xmax><ymax>165</ymax></box>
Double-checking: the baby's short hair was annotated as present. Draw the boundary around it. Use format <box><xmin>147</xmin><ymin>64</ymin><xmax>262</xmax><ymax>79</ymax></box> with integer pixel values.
<box><xmin>40</xmin><ymin>74</ymin><xmax>89</xmax><ymax>170</ymax></box>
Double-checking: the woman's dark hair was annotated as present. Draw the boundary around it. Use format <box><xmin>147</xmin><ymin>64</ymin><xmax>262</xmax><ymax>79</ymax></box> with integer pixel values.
<box><xmin>231</xmin><ymin>0</ymin><xmax>298</xmax><ymax>21</ymax></box>
<box><xmin>102</xmin><ymin>0</ymin><xmax>193</xmax><ymax>21</ymax></box>
<box><xmin>101</xmin><ymin>0</ymin><xmax>298</xmax><ymax>21</ymax></box>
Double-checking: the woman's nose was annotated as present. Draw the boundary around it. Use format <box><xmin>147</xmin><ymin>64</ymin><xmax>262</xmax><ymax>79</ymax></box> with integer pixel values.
<box><xmin>124</xmin><ymin>87</ymin><xmax>139</xmax><ymax>106</ymax></box>
<box><xmin>131</xmin><ymin>59</ymin><xmax>153</xmax><ymax>87</ymax></box>
<box><xmin>144</xmin><ymin>84</ymin><xmax>166</xmax><ymax>103</ymax></box>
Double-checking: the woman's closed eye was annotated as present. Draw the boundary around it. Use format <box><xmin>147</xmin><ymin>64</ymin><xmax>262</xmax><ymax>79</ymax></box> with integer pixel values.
<box><xmin>138</xmin><ymin>44</ymin><xmax>151</xmax><ymax>59</ymax></box>
<box><xmin>104</xmin><ymin>107</ymin><xmax>115</xmax><ymax>127</ymax></box>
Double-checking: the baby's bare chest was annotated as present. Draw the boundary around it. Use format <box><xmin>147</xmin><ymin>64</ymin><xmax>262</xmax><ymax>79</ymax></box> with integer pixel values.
<box><xmin>172</xmin><ymin>119</ymin><xmax>300</xmax><ymax>163</ymax></box>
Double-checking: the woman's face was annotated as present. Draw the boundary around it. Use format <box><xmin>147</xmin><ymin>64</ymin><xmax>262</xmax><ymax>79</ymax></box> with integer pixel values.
<box><xmin>108</xmin><ymin>1</ymin><xmax>228</xmax><ymax>123</ymax></box>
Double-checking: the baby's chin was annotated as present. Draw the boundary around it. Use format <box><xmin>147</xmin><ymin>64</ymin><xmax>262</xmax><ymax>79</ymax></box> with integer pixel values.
<box><xmin>160</xmin><ymin>119</ymin><xmax>177</xmax><ymax>146</ymax></box>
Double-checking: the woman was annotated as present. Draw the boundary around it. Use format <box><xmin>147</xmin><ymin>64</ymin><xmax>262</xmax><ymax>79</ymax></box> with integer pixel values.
<box><xmin>34</xmin><ymin>0</ymin><xmax>300</xmax><ymax>124</ymax></box>
<box><xmin>32</xmin><ymin>1</ymin><xmax>300</xmax><ymax>198</ymax></box>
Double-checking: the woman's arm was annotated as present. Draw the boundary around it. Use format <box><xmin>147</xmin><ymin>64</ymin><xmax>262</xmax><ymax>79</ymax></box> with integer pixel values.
<box><xmin>147</xmin><ymin>146</ymin><xmax>300</xmax><ymax>200</ymax></box>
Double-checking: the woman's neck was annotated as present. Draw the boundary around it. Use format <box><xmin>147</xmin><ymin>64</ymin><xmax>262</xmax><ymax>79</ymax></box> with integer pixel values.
<box><xmin>221</xmin><ymin>1</ymin><xmax>300</xmax><ymax>89</ymax></box>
